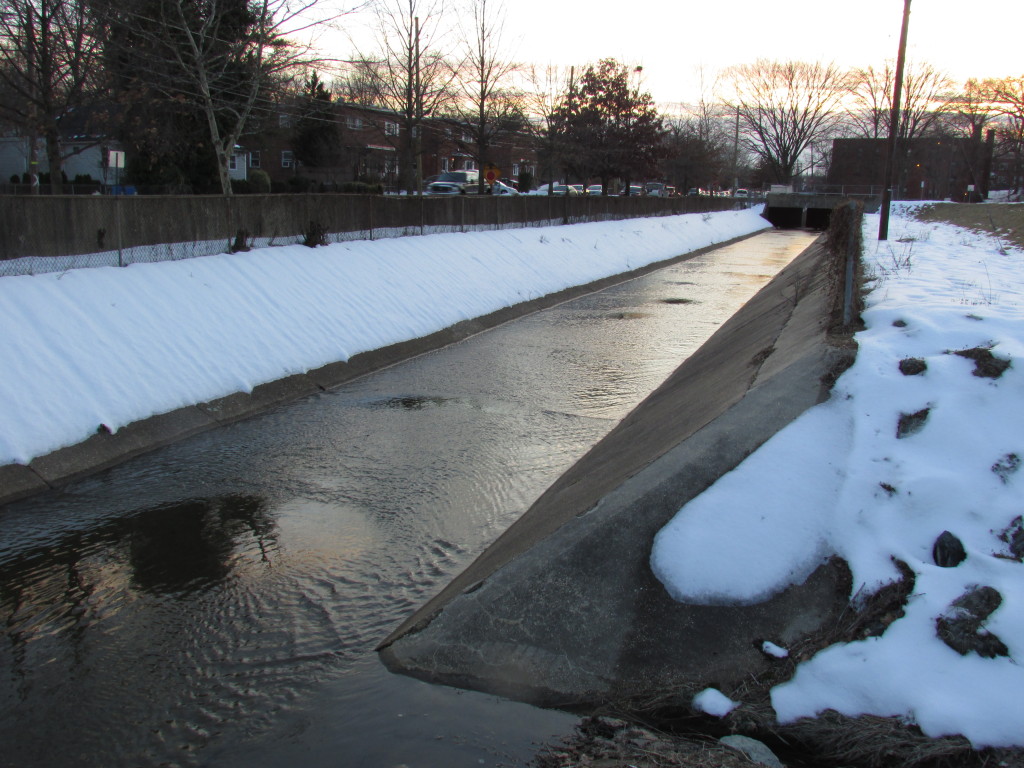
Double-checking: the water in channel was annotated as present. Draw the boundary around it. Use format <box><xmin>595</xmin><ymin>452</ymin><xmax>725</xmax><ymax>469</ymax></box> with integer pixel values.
<box><xmin>0</xmin><ymin>230</ymin><xmax>818</xmax><ymax>768</ymax></box>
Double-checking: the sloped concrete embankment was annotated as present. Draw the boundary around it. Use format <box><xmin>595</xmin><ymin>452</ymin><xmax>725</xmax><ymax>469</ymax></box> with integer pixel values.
<box><xmin>378</xmin><ymin>235</ymin><xmax>855</xmax><ymax>708</ymax></box>
<box><xmin>0</xmin><ymin>231</ymin><xmax>765</xmax><ymax>508</ymax></box>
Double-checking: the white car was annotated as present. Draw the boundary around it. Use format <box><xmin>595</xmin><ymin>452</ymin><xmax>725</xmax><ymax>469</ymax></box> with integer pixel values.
<box><xmin>490</xmin><ymin>180</ymin><xmax>520</xmax><ymax>196</ymax></box>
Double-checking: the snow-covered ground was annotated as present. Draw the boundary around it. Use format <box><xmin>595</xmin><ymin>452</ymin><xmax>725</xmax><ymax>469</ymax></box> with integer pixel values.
<box><xmin>654</xmin><ymin>202</ymin><xmax>1024</xmax><ymax>748</ymax></box>
<box><xmin>0</xmin><ymin>209</ymin><xmax>767</xmax><ymax>466</ymax></box>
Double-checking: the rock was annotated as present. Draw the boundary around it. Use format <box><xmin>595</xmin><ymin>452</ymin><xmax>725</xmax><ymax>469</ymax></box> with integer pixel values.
<box><xmin>953</xmin><ymin>347</ymin><xmax>1011</xmax><ymax>379</ymax></box>
<box><xmin>936</xmin><ymin>586</ymin><xmax>1009</xmax><ymax>658</ymax></box>
<box><xmin>933</xmin><ymin>531</ymin><xmax>967</xmax><ymax>567</ymax></box>
<box><xmin>898</xmin><ymin>357</ymin><xmax>927</xmax><ymax>376</ymax></box>
<box><xmin>992</xmin><ymin>453</ymin><xmax>1021</xmax><ymax>484</ymax></box>
<box><xmin>998</xmin><ymin>516</ymin><xmax>1024</xmax><ymax>561</ymax></box>
<box><xmin>896</xmin><ymin>407</ymin><xmax>930</xmax><ymax>439</ymax></box>
<box><xmin>719</xmin><ymin>735</ymin><xmax>784</xmax><ymax>768</ymax></box>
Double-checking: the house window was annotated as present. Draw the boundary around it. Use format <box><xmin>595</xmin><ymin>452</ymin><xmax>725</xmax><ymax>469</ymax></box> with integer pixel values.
<box><xmin>281</xmin><ymin>150</ymin><xmax>294</xmax><ymax>168</ymax></box>
<box><xmin>461</xmin><ymin>133</ymin><xmax>472</xmax><ymax>144</ymax></box>
<box><xmin>229</xmin><ymin>154</ymin><xmax>238</xmax><ymax>171</ymax></box>
<box><xmin>385</xmin><ymin>121</ymin><xmax>399</xmax><ymax>136</ymax></box>
<box><xmin>347</xmin><ymin>116</ymin><xmax>363</xmax><ymax>131</ymax></box>
<box><xmin>463</xmin><ymin>160</ymin><xmax>477</xmax><ymax>171</ymax></box>
<box><xmin>411</xmin><ymin>126</ymin><xmax>421</xmax><ymax>138</ymax></box>
<box><xmin>250</xmin><ymin>150</ymin><xmax>261</xmax><ymax>169</ymax></box>
<box><xmin>441</xmin><ymin>157</ymin><xmax>450</xmax><ymax>172</ymax></box>
<box><xmin>512</xmin><ymin>163</ymin><xmax>520</xmax><ymax>177</ymax></box>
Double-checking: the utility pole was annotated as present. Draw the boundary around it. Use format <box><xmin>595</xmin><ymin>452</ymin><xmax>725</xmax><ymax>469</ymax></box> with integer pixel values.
<box><xmin>732</xmin><ymin>105</ymin><xmax>739</xmax><ymax>194</ymax></box>
<box><xmin>414</xmin><ymin>16</ymin><xmax>423</xmax><ymax>196</ymax></box>
<box><xmin>878</xmin><ymin>0</ymin><xmax>912</xmax><ymax>241</ymax></box>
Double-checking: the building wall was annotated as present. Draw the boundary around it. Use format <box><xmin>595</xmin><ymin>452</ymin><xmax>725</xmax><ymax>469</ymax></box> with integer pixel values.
<box><xmin>828</xmin><ymin>136</ymin><xmax>995</xmax><ymax>201</ymax></box>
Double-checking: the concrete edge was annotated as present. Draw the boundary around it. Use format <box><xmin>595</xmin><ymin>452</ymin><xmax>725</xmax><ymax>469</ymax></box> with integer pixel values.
<box><xmin>0</xmin><ymin>229</ymin><xmax>767</xmax><ymax>508</ymax></box>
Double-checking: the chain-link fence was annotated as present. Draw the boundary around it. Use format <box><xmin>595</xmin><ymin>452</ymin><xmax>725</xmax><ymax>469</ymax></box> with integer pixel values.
<box><xmin>0</xmin><ymin>193</ymin><xmax>749</xmax><ymax>278</ymax></box>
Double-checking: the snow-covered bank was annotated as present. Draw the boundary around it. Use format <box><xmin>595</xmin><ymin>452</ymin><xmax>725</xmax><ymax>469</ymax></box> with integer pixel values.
<box><xmin>0</xmin><ymin>209</ymin><xmax>767</xmax><ymax>467</ymax></box>
<box><xmin>653</xmin><ymin>203</ymin><xmax>1024</xmax><ymax>747</ymax></box>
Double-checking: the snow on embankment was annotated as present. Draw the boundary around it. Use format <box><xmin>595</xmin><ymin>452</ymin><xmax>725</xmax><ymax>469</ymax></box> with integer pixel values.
<box><xmin>0</xmin><ymin>210</ymin><xmax>767</xmax><ymax>467</ymax></box>
<box><xmin>652</xmin><ymin>206</ymin><xmax>1024</xmax><ymax>748</ymax></box>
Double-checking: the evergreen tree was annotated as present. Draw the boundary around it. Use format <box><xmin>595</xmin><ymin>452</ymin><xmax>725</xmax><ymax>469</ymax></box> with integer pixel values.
<box><xmin>292</xmin><ymin>71</ymin><xmax>343</xmax><ymax>170</ymax></box>
<box><xmin>550</xmin><ymin>59</ymin><xmax>666</xmax><ymax>191</ymax></box>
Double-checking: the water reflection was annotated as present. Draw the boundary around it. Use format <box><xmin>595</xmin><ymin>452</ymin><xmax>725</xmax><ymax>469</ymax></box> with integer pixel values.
<box><xmin>128</xmin><ymin>495</ymin><xmax>275</xmax><ymax>595</ymax></box>
<box><xmin>1</xmin><ymin>494</ymin><xmax>274</xmax><ymax>665</ymax></box>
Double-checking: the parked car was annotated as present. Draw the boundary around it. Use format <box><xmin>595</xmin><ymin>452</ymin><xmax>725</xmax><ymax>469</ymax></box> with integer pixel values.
<box><xmin>490</xmin><ymin>180</ymin><xmax>520</xmax><ymax>196</ymax></box>
<box><xmin>530</xmin><ymin>183</ymin><xmax>582</xmax><ymax>196</ymax></box>
<box><xmin>733</xmin><ymin>188</ymin><xmax>750</xmax><ymax>198</ymax></box>
<box><xmin>586</xmin><ymin>184</ymin><xmax>603</xmax><ymax>196</ymax></box>
<box><xmin>426</xmin><ymin>170</ymin><xmax>480</xmax><ymax>195</ymax></box>
<box><xmin>532</xmin><ymin>184</ymin><xmax>581</xmax><ymax>196</ymax></box>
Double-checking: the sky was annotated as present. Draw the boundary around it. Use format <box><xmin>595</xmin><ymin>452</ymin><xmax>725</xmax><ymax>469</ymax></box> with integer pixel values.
<box><xmin>3</xmin><ymin>201</ymin><xmax>1023</xmax><ymax>749</ymax></box>
<box><xmin>328</xmin><ymin>0</ymin><xmax>1023</xmax><ymax>106</ymax></box>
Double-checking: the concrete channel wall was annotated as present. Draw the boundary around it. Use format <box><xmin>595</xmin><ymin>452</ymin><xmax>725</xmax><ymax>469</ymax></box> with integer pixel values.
<box><xmin>0</xmin><ymin>230</ymin><xmax>768</xmax><ymax>508</ymax></box>
<box><xmin>378</xmin><ymin>234</ymin><xmax>857</xmax><ymax>708</ymax></box>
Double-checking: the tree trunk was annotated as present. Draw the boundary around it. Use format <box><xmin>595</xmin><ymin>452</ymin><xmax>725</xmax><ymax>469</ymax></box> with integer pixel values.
<box><xmin>44</xmin><ymin>122</ymin><xmax>63</xmax><ymax>194</ymax></box>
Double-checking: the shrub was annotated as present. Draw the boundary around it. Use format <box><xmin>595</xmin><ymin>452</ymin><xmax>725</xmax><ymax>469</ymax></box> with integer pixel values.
<box><xmin>249</xmin><ymin>169</ymin><xmax>271</xmax><ymax>193</ymax></box>
<box><xmin>303</xmin><ymin>220</ymin><xmax>328</xmax><ymax>247</ymax></box>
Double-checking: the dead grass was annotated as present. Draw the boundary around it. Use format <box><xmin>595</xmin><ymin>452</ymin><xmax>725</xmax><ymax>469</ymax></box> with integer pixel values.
<box><xmin>911</xmin><ymin>203</ymin><xmax>1024</xmax><ymax>251</ymax></box>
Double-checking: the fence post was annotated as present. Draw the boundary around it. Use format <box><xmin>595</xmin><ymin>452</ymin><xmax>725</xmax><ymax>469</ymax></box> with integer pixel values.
<box><xmin>115</xmin><ymin>192</ymin><xmax>124</xmax><ymax>267</ymax></box>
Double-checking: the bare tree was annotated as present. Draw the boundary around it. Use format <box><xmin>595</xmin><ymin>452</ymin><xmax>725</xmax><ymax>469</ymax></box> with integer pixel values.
<box><xmin>847</xmin><ymin>60</ymin><xmax>953</xmax><ymax>139</ymax></box>
<box><xmin>522</xmin><ymin>62</ymin><xmax>577</xmax><ymax>190</ymax></box>
<box><xmin>723</xmin><ymin>59</ymin><xmax>849</xmax><ymax>184</ymax></box>
<box><xmin>660</xmin><ymin>101</ymin><xmax>732</xmax><ymax>193</ymax></box>
<box><xmin>0</xmin><ymin>0</ymin><xmax>104</xmax><ymax>193</ymax></box>
<box><xmin>451</xmin><ymin>0</ymin><xmax>523</xmax><ymax>193</ymax></box>
<box><xmin>725</xmin><ymin>59</ymin><xmax>847</xmax><ymax>185</ymax></box>
<box><xmin>96</xmin><ymin>0</ymin><xmax>353</xmax><ymax>195</ymax></box>
<box><xmin>350</xmin><ymin>0</ymin><xmax>457</xmax><ymax>193</ymax></box>
<box><xmin>946</xmin><ymin>78</ymin><xmax>995</xmax><ymax>141</ymax></box>
<box><xmin>984</xmin><ymin>76</ymin><xmax>1024</xmax><ymax>193</ymax></box>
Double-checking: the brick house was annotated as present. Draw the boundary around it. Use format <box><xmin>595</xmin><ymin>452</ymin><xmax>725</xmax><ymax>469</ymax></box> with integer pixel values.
<box><xmin>243</xmin><ymin>100</ymin><xmax>538</xmax><ymax>192</ymax></box>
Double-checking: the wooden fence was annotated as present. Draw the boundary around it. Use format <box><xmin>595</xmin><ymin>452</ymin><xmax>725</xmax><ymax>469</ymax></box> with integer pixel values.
<box><xmin>0</xmin><ymin>193</ymin><xmax>746</xmax><ymax>264</ymax></box>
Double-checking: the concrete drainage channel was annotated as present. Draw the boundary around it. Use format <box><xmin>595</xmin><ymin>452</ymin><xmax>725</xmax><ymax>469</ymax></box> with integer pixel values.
<box><xmin>375</xmin><ymin>229</ymin><xmax>995</xmax><ymax>767</ymax></box>
<box><xmin>0</xmin><ymin>231</ymin><xmax>768</xmax><ymax>509</ymax></box>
